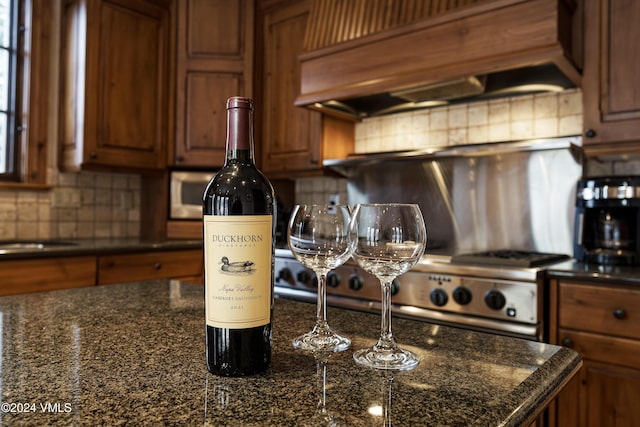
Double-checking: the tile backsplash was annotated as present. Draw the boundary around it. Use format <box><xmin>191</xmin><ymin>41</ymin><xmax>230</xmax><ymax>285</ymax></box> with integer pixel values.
<box><xmin>354</xmin><ymin>89</ymin><xmax>583</xmax><ymax>153</ymax></box>
<box><xmin>0</xmin><ymin>168</ymin><xmax>140</xmax><ymax>241</ymax></box>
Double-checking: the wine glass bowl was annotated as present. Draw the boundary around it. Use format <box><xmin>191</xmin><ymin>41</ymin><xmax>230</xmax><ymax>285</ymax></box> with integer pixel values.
<box><xmin>349</xmin><ymin>203</ymin><xmax>426</xmax><ymax>370</ymax></box>
<box><xmin>288</xmin><ymin>205</ymin><xmax>353</xmax><ymax>352</ymax></box>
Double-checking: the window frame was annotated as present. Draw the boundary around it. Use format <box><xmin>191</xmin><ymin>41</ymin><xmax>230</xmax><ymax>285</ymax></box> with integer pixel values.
<box><xmin>0</xmin><ymin>0</ymin><xmax>49</xmax><ymax>188</ymax></box>
<box><xmin>0</xmin><ymin>0</ymin><xmax>22</xmax><ymax>180</ymax></box>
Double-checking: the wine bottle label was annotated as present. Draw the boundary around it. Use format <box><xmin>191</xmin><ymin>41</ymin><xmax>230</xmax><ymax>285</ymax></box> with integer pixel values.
<box><xmin>203</xmin><ymin>215</ymin><xmax>273</xmax><ymax>329</ymax></box>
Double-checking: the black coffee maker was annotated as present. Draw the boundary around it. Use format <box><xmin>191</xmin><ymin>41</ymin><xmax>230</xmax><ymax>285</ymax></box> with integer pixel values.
<box><xmin>574</xmin><ymin>176</ymin><xmax>640</xmax><ymax>266</ymax></box>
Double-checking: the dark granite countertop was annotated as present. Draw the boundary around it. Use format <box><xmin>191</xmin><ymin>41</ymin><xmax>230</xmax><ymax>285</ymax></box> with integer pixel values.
<box><xmin>0</xmin><ymin>280</ymin><xmax>580</xmax><ymax>426</ymax></box>
<box><xmin>0</xmin><ymin>238</ymin><xmax>202</xmax><ymax>260</ymax></box>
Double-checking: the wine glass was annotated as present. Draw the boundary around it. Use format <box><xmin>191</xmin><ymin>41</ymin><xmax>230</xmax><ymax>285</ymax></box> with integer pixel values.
<box><xmin>349</xmin><ymin>203</ymin><xmax>426</xmax><ymax>370</ymax></box>
<box><xmin>288</xmin><ymin>205</ymin><xmax>353</xmax><ymax>352</ymax></box>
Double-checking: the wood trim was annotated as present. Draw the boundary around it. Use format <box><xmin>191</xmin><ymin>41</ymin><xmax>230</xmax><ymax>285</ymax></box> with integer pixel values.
<box><xmin>548</xmin><ymin>278</ymin><xmax>559</xmax><ymax>345</ymax></box>
<box><xmin>321</xmin><ymin>115</ymin><xmax>354</xmax><ymax>160</ymax></box>
<box><xmin>23</xmin><ymin>0</ymin><xmax>50</xmax><ymax>185</ymax></box>
<box><xmin>140</xmin><ymin>172</ymin><xmax>168</xmax><ymax>241</ymax></box>
<box><xmin>0</xmin><ymin>182</ymin><xmax>51</xmax><ymax>190</ymax></box>
<box><xmin>583</xmin><ymin>140</ymin><xmax>640</xmax><ymax>157</ymax></box>
<box><xmin>166</xmin><ymin>220</ymin><xmax>203</xmax><ymax>240</ymax></box>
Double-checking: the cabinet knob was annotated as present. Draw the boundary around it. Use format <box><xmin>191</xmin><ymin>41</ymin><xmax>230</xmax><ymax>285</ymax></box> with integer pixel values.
<box><xmin>584</xmin><ymin>129</ymin><xmax>596</xmax><ymax>138</ymax></box>
<box><xmin>613</xmin><ymin>308</ymin><xmax>626</xmax><ymax>319</ymax></box>
<box><xmin>561</xmin><ymin>338</ymin><xmax>573</xmax><ymax>347</ymax></box>
<box><xmin>153</xmin><ymin>262</ymin><xmax>162</xmax><ymax>270</ymax></box>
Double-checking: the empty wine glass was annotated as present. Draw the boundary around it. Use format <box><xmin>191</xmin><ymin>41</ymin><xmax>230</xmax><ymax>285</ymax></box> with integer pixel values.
<box><xmin>349</xmin><ymin>203</ymin><xmax>426</xmax><ymax>370</ymax></box>
<box><xmin>288</xmin><ymin>205</ymin><xmax>352</xmax><ymax>352</ymax></box>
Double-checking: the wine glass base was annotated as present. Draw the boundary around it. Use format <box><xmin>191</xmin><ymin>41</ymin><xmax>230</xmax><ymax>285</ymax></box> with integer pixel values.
<box><xmin>292</xmin><ymin>329</ymin><xmax>351</xmax><ymax>353</ymax></box>
<box><xmin>353</xmin><ymin>346</ymin><xmax>420</xmax><ymax>371</ymax></box>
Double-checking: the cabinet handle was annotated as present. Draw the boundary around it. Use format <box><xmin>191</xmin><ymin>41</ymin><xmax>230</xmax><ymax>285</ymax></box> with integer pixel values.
<box><xmin>89</xmin><ymin>152</ymin><xmax>97</xmax><ymax>159</ymax></box>
<box><xmin>584</xmin><ymin>129</ymin><xmax>596</xmax><ymax>138</ymax></box>
<box><xmin>561</xmin><ymin>338</ymin><xmax>573</xmax><ymax>347</ymax></box>
<box><xmin>613</xmin><ymin>308</ymin><xmax>626</xmax><ymax>319</ymax></box>
<box><xmin>153</xmin><ymin>262</ymin><xmax>162</xmax><ymax>270</ymax></box>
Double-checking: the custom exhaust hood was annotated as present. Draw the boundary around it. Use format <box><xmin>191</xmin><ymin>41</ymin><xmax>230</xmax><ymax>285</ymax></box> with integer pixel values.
<box><xmin>295</xmin><ymin>0</ymin><xmax>583</xmax><ymax>119</ymax></box>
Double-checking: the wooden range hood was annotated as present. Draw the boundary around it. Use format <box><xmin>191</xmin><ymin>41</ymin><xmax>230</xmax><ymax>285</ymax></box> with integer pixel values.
<box><xmin>295</xmin><ymin>0</ymin><xmax>582</xmax><ymax>119</ymax></box>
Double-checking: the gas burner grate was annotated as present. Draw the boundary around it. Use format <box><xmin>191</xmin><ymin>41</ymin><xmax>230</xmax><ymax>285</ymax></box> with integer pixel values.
<box><xmin>450</xmin><ymin>250</ymin><xmax>570</xmax><ymax>268</ymax></box>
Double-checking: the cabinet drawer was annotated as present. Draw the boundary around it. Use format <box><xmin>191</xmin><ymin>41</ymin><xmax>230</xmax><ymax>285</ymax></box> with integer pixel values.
<box><xmin>559</xmin><ymin>282</ymin><xmax>640</xmax><ymax>340</ymax></box>
<box><xmin>559</xmin><ymin>329</ymin><xmax>640</xmax><ymax>369</ymax></box>
<box><xmin>0</xmin><ymin>256</ymin><xmax>96</xmax><ymax>296</ymax></box>
<box><xmin>98</xmin><ymin>250</ymin><xmax>203</xmax><ymax>285</ymax></box>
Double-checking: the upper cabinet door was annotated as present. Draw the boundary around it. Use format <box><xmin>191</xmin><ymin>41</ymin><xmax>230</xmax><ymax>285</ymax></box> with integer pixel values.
<box><xmin>60</xmin><ymin>0</ymin><xmax>171</xmax><ymax>171</ymax></box>
<box><xmin>582</xmin><ymin>0</ymin><xmax>640</xmax><ymax>154</ymax></box>
<box><xmin>173</xmin><ymin>0</ymin><xmax>254</xmax><ymax>168</ymax></box>
<box><xmin>259</xmin><ymin>0</ymin><xmax>323</xmax><ymax>177</ymax></box>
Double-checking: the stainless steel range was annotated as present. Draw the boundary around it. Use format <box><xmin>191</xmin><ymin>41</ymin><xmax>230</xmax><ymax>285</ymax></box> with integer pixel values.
<box><xmin>275</xmin><ymin>248</ymin><xmax>569</xmax><ymax>341</ymax></box>
<box><xmin>275</xmin><ymin>136</ymin><xmax>584</xmax><ymax>342</ymax></box>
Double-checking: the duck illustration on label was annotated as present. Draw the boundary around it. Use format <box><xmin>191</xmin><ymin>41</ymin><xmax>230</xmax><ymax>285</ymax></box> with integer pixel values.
<box><xmin>220</xmin><ymin>256</ymin><xmax>255</xmax><ymax>274</ymax></box>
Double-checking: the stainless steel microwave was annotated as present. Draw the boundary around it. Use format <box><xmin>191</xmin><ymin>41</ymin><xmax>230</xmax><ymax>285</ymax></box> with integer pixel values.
<box><xmin>169</xmin><ymin>171</ymin><xmax>216</xmax><ymax>219</ymax></box>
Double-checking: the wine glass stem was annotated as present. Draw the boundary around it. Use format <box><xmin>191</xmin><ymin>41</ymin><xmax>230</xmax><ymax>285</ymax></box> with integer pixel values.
<box><xmin>378</xmin><ymin>279</ymin><xmax>396</xmax><ymax>349</ymax></box>
<box><xmin>316</xmin><ymin>273</ymin><xmax>329</xmax><ymax>328</ymax></box>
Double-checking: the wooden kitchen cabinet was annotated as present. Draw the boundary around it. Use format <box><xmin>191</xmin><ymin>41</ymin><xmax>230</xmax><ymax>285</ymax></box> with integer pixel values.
<box><xmin>582</xmin><ymin>0</ymin><xmax>640</xmax><ymax>154</ymax></box>
<box><xmin>548</xmin><ymin>279</ymin><xmax>640</xmax><ymax>427</ymax></box>
<box><xmin>98</xmin><ymin>250</ymin><xmax>203</xmax><ymax>285</ymax></box>
<box><xmin>0</xmin><ymin>249</ymin><xmax>203</xmax><ymax>296</ymax></box>
<box><xmin>0</xmin><ymin>256</ymin><xmax>97</xmax><ymax>296</ymax></box>
<box><xmin>173</xmin><ymin>0</ymin><xmax>254</xmax><ymax>168</ymax></box>
<box><xmin>258</xmin><ymin>0</ymin><xmax>354</xmax><ymax>178</ymax></box>
<box><xmin>59</xmin><ymin>0</ymin><xmax>171</xmax><ymax>171</ymax></box>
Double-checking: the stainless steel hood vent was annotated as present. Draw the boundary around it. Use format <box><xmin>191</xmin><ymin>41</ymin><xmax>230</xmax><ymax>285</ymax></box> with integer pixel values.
<box><xmin>317</xmin><ymin>64</ymin><xmax>575</xmax><ymax>118</ymax></box>
<box><xmin>392</xmin><ymin>75</ymin><xmax>487</xmax><ymax>102</ymax></box>
<box><xmin>323</xmin><ymin>136</ymin><xmax>584</xmax><ymax>177</ymax></box>
<box><xmin>296</xmin><ymin>0</ymin><xmax>582</xmax><ymax>120</ymax></box>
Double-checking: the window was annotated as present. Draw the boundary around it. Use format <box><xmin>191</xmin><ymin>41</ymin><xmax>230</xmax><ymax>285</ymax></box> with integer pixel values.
<box><xmin>0</xmin><ymin>0</ymin><xmax>49</xmax><ymax>186</ymax></box>
<box><xmin>0</xmin><ymin>0</ymin><xmax>21</xmax><ymax>180</ymax></box>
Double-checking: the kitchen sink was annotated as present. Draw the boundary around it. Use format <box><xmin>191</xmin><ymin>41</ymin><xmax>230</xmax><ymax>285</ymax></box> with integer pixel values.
<box><xmin>0</xmin><ymin>240</ymin><xmax>79</xmax><ymax>250</ymax></box>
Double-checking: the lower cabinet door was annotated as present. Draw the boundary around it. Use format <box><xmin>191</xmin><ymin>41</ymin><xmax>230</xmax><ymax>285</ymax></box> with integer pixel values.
<box><xmin>584</xmin><ymin>361</ymin><xmax>640</xmax><ymax>427</ymax></box>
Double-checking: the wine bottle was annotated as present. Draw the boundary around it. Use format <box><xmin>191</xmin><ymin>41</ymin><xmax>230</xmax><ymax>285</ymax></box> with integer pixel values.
<box><xmin>202</xmin><ymin>97</ymin><xmax>276</xmax><ymax>376</ymax></box>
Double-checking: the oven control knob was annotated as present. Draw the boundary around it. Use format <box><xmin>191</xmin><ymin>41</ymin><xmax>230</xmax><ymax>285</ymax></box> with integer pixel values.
<box><xmin>327</xmin><ymin>272</ymin><xmax>341</xmax><ymax>287</ymax></box>
<box><xmin>348</xmin><ymin>274</ymin><xmax>364</xmax><ymax>291</ymax></box>
<box><xmin>390</xmin><ymin>280</ymin><xmax>400</xmax><ymax>296</ymax></box>
<box><xmin>452</xmin><ymin>286</ymin><xmax>472</xmax><ymax>305</ymax></box>
<box><xmin>277</xmin><ymin>268</ymin><xmax>294</xmax><ymax>285</ymax></box>
<box><xmin>430</xmin><ymin>288</ymin><xmax>448</xmax><ymax>306</ymax></box>
<box><xmin>485</xmin><ymin>290</ymin><xmax>506</xmax><ymax>310</ymax></box>
<box><xmin>297</xmin><ymin>270</ymin><xmax>314</xmax><ymax>286</ymax></box>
